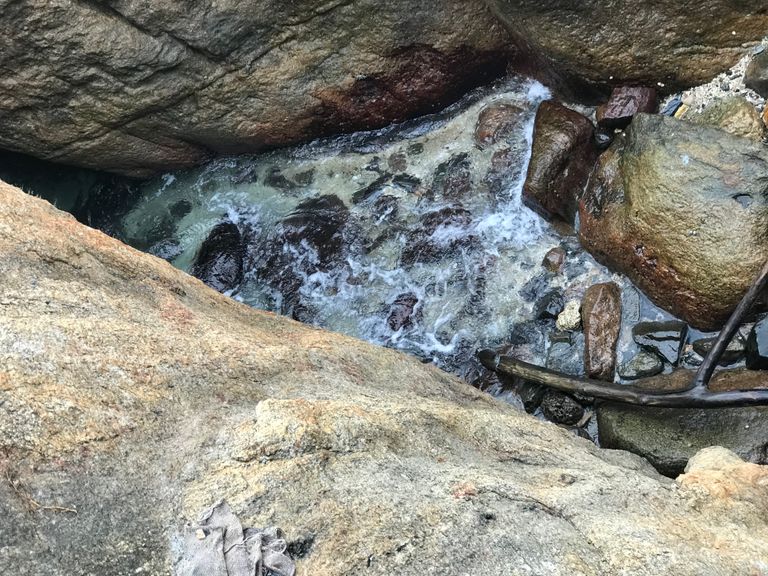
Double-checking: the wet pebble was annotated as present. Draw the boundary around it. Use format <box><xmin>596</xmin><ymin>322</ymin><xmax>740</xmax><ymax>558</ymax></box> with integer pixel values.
<box><xmin>535</xmin><ymin>289</ymin><xmax>564</xmax><ymax>320</ymax></box>
<box><xmin>540</xmin><ymin>390</ymin><xmax>585</xmax><ymax>426</ymax></box>
<box><xmin>618</xmin><ymin>351</ymin><xmax>664</xmax><ymax>380</ymax></box>
<box><xmin>541</xmin><ymin>246</ymin><xmax>566</xmax><ymax>273</ymax></box>
<box><xmin>692</xmin><ymin>334</ymin><xmax>745</xmax><ymax>366</ymax></box>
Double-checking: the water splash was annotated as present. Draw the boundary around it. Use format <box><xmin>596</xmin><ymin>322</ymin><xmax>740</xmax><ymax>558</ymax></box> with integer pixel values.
<box><xmin>115</xmin><ymin>77</ymin><xmax>613</xmax><ymax>379</ymax></box>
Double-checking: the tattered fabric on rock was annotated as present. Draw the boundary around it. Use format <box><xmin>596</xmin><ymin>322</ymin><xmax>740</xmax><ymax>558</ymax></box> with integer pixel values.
<box><xmin>177</xmin><ymin>501</ymin><xmax>295</xmax><ymax>576</ymax></box>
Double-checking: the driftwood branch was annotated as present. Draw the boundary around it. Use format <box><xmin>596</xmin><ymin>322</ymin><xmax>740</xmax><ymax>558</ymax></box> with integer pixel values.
<box><xmin>478</xmin><ymin>259</ymin><xmax>768</xmax><ymax>408</ymax></box>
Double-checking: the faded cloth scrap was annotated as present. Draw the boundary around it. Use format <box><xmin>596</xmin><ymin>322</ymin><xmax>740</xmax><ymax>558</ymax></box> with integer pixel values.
<box><xmin>176</xmin><ymin>500</ymin><xmax>296</xmax><ymax>576</ymax></box>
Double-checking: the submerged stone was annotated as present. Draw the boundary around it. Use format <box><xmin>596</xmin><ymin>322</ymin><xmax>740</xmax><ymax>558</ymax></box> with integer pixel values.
<box><xmin>191</xmin><ymin>222</ymin><xmax>244</xmax><ymax>293</ymax></box>
<box><xmin>632</xmin><ymin>321</ymin><xmax>688</xmax><ymax>365</ymax></box>
<box><xmin>618</xmin><ymin>351</ymin><xmax>664</xmax><ymax>380</ymax></box>
<box><xmin>430</xmin><ymin>154</ymin><xmax>473</xmax><ymax>201</ymax></box>
<box><xmin>474</xmin><ymin>102</ymin><xmax>526</xmax><ymax>148</ymax></box>
<box><xmin>693</xmin><ymin>334</ymin><xmax>746</xmax><ymax>366</ymax></box>
<box><xmin>535</xmin><ymin>289</ymin><xmax>564</xmax><ymax>320</ymax></box>
<box><xmin>387</xmin><ymin>292</ymin><xmax>420</xmax><ymax>331</ymax></box>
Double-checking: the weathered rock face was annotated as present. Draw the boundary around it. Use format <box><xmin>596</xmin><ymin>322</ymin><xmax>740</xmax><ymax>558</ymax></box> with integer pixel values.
<box><xmin>522</xmin><ymin>101</ymin><xmax>597</xmax><ymax>224</ymax></box>
<box><xmin>0</xmin><ymin>0</ymin><xmax>516</xmax><ymax>177</ymax></box>
<box><xmin>579</xmin><ymin>114</ymin><xmax>768</xmax><ymax>331</ymax></box>
<box><xmin>3</xmin><ymin>180</ymin><xmax>768</xmax><ymax>573</ymax></box>
<box><xmin>485</xmin><ymin>0</ymin><xmax>768</xmax><ymax>97</ymax></box>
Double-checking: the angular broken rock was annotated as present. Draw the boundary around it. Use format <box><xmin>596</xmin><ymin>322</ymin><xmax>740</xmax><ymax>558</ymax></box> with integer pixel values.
<box><xmin>596</xmin><ymin>86</ymin><xmax>657</xmax><ymax>129</ymax></box>
<box><xmin>522</xmin><ymin>101</ymin><xmax>597</xmax><ymax>224</ymax></box>
<box><xmin>581</xmin><ymin>282</ymin><xmax>622</xmax><ymax>381</ymax></box>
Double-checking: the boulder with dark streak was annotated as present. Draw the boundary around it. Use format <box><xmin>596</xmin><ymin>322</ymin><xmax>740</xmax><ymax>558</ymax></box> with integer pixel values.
<box><xmin>522</xmin><ymin>101</ymin><xmax>597</xmax><ymax>224</ymax></box>
<box><xmin>579</xmin><ymin>114</ymin><xmax>768</xmax><ymax>331</ymax></box>
<box><xmin>0</xmin><ymin>0</ymin><xmax>517</xmax><ymax>177</ymax></box>
<box><xmin>191</xmin><ymin>221</ymin><xmax>244</xmax><ymax>293</ymax></box>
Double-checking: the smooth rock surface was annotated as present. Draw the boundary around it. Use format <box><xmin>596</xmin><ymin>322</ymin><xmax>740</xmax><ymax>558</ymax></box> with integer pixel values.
<box><xmin>581</xmin><ymin>282</ymin><xmax>622</xmax><ymax>381</ymax></box>
<box><xmin>3</xmin><ymin>180</ymin><xmax>768</xmax><ymax>573</ymax></box>
<box><xmin>486</xmin><ymin>0</ymin><xmax>768</xmax><ymax>96</ymax></box>
<box><xmin>522</xmin><ymin>101</ymin><xmax>597</xmax><ymax>224</ymax></box>
<box><xmin>0</xmin><ymin>0</ymin><xmax>515</xmax><ymax>176</ymax></box>
<box><xmin>579</xmin><ymin>114</ymin><xmax>768</xmax><ymax>330</ymax></box>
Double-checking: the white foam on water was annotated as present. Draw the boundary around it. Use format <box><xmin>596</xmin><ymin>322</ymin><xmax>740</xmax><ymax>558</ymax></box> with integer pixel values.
<box><xmin>115</xmin><ymin>77</ymin><xmax>610</xmax><ymax>378</ymax></box>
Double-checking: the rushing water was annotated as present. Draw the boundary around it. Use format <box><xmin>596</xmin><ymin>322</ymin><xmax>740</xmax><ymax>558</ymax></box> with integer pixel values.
<box><xmin>104</xmin><ymin>77</ymin><xmax>618</xmax><ymax>381</ymax></box>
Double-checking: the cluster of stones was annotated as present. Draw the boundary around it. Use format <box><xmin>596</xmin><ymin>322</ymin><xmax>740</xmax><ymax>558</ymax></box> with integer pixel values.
<box><xmin>494</xmin><ymin>48</ymin><xmax>768</xmax><ymax>471</ymax></box>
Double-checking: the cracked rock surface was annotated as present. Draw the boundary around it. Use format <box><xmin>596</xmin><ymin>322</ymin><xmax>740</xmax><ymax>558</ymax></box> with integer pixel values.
<box><xmin>1</xmin><ymin>180</ymin><xmax>768</xmax><ymax>574</ymax></box>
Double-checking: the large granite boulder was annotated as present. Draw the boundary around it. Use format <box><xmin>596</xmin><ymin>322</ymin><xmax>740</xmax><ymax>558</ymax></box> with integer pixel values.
<box><xmin>2</xmin><ymin>1</ymin><xmax>767</xmax><ymax>177</ymax></box>
<box><xmin>579</xmin><ymin>114</ymin><xmax>768</xmax><ymax>331</ymax></box>
<box><xmin>2</xmin><ymin>180</ymin><xmax>768</xmax><ymax>574</ymax></box>
<box><xmin>485</xmin><ymin>0</ymin><xmax>768</xmax><ymax>97</ymax></box>
<box><xmin>0</xmin><ymin>0</ymin><xmax>515</xmax><ymax>176</ymax></box>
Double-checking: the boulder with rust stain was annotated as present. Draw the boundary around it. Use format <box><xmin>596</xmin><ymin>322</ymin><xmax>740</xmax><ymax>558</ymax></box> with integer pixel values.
<box><xmin>0</xmin><ymin>0</ymin><xmax>517</xmax><ymax>177</ymax></box>
<box><xmin>579</xmin><ymin>114</ymin><xmax>768</xmax><ymax>331</ymax></box>
<box><xmin>522</xmin><ymin>101</ymin><xmax>597</xmax><ymax>224</ymax></box>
